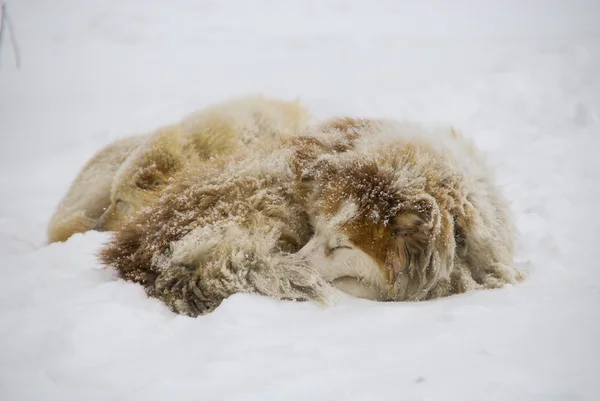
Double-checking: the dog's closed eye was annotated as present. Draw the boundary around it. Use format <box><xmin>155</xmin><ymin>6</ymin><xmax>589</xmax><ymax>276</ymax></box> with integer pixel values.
<box><xmin>325</xmin><ymin>244</ymin><xmax>352</xmax><ymax>256</ymax></box>
<box><xmin>331</xmin><ymin>245</ymin><xmax>352</xmax><ymax>251</ymax></box>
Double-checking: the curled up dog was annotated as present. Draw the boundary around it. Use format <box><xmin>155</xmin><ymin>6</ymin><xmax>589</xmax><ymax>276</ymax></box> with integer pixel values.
<box><xmin>99</xmin><ymin>118</ymin><xmax>523</xmax><ymax>316</ymax></box>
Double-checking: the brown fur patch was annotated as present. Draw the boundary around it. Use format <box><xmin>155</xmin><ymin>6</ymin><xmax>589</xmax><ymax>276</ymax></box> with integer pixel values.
<box><xmin>134</xmin><ymin>158</ymin><xmax>180</xmax><ymax>190</ymax></box>
<box><xmin>98</xmin><ymin>224</ymin><xmax>157</xmax><ymax>285</ymax></box>
<box><xmin>98</xmin><ymin>121</ymin><xmax>375</xmax><ymax>315</ymax></box>
<box><xmin>309</xmin><ymin>142</ymin><xmax>463</xmax><ymax>295</ymax></box>
<box><xmin>343</xmin><ymin>219</ymin><xmax>396</xmax><ymax>282</ymax></box>
<box><xmin>100</xmin><ymin>117</ymin><xmax>517</xmax><ymax>314</ymax></box>
<box><xmin>320</xmin><ymin>117</ymin><xmax>367</xmax><ymax>152</ymax></box>
<box><xmin>288</xmin><ymin>117</ymin><xmax>366</xmax><ymax>177</ymax></box>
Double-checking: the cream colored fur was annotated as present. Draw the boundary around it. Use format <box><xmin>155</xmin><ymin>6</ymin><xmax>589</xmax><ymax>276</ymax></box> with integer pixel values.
<box><xmin>99</xmin><ymin>120</ymin><xmax>362</xmax><ymax>316</ymax></box>
<box><xmin>99</xmin><ymin>117</ymin><xmax>521</xmax><ymax>316</ymax></box>
<box><xmin>48</xmin><ymin>95</ymin><xmax>312</xmax><ymax>243</ymax></box>
<box><xmin>299</xmin><ymin>120</ymin><xmax>520</xmax><ymax>301</ymax></box>
<box><xmin>297</xmin><ymin>211</ymin><xmax>390</xmax><ymax>301</ymax></box>
<box><xmin>47</xmin><ymin>135</ymin><xmax>147</xmax><ymax>243</ymax></box>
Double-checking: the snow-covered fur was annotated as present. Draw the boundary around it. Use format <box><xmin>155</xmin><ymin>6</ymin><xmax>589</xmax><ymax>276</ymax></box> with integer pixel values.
<box><xmin>99</xmin><ymin>118</ymin><xmax>521</xmax><ymax>316</ymax></box>
<box><xmin>299</xmin><ymin>119</ymin><xmax>522</xmax><ymax>301</ymax></box>
<box><xmin>99</xmin><ymin>119</ymin><xmax>362</xmax><ymax>316</ymax></box>
<box><xmin>47</xmin><ymin>135</ymin><xmax>147</xmax><ymax>244</ymax></box>
<box><xmin>47</xmin><ymin>95</ymin><xmax>311</xmax><ymax>243</ymax></box>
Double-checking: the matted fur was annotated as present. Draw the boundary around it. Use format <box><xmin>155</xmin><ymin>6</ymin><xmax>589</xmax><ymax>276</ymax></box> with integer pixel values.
<box><xmin>300</xmin><ymin>119</ymin><xmax>521</xmax><ymax>301</ymax></box>
<box><xmin>99</xmin><ymin>120</ymin><xmax>362</xmax><ymax>316</ymax></box>
<box><xmin>100</xmin><ymin>117</ymin><xmax>522</xmax><ymax>316</ymax></box>
<box><xmin>47</xmin><ymin>95</ymin><xmax>312</xmax><ymax>243</ymax></box>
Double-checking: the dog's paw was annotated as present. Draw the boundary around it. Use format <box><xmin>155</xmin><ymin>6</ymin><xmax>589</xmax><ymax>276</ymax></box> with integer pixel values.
<box><xmin>249</xmin><ymin>255</ymin><xmax>340</xmax><ymax>306</ymax></box>
<box><xmin>153</xmin><ymin>265</ymin><xmax>221</xmax><ymax>317</ymax></box>
<box><xmin>480</xmin><ymin>263</ymin><xmax>520</xmax><ymax>289</ymax></box>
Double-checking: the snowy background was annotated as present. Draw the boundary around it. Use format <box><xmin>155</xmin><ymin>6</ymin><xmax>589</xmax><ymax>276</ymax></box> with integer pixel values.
<box><xmin>1</xmin><ymin>0</ymin><xmax>599</xmax><ymax>400</ymax></box>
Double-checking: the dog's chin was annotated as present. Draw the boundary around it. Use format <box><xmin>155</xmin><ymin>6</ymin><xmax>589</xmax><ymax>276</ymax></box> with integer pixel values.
<box><xmin>332</xmin><ymin>276</ymin><xmax>388</xmax><ymax>301</ymax></box>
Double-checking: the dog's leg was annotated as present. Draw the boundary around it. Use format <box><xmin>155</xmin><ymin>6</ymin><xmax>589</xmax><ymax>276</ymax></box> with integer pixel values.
<box><xmin>460</xmin><ymin>227</ymin><xmax>520</xmax><ymax>288</ymax></box>
<box><xmin>150</xmin><ymin>229</ymin><xmax>338</xmax><ymax>317</ymax></box>
<box><xmin>448</xmin><ymin>257</ymin><xmax>481</xmax><ymax>294</ymax></box>
<box><xmin>457</xmin><ymin>194</ymin><xmax>520</xmax><ymax>289</ymax></box>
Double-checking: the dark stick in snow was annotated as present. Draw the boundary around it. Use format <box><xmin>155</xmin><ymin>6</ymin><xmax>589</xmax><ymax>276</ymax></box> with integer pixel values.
<box><xmin>0</xmin><ymin>1</ymin><xmax>21</xmax><ymax>68</ymax></box>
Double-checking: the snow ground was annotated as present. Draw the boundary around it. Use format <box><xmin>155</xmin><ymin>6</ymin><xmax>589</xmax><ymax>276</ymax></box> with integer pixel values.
<box><xmin>1</xmin><ymin>0</ymin><xmax>599</xmax><ymax>400</ymax></box>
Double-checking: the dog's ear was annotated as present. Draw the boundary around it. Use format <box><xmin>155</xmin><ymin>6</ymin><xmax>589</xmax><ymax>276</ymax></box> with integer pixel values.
<box><xmin>391</xmin><ymin>212</ymin><xmax>429</xmax><ymax>238</ymax></box>
<box><xmin>388</xmin><ymin>196</ymin><xmax>459</xmax><ymax>300</ymax></box>
<box><xmin>385</xmin><ymin>197</ymin><xmax>441</xmax><ymax>299</ymax></box>
<box><xmin>390</xmin><ymin>196</ymin><xmax>435</xmax><ymax>237</ymax></box>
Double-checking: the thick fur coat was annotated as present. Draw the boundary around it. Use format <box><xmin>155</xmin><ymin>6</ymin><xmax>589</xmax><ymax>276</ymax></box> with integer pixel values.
<box><xmin>299</xmin><ymin>120</ymin><xmax>521</xmax><ymax>301</ymax></box>
<box><xmin>99</xmin><ymin>118</ymin><xmax>522</xmax><ymax>316</ymax></box>
<box><xmin>99</xmin><ymin>119</ymin><xmax>360</xmax><ymax>315</ymax></box>
<box><xmin>48</xmin><ymin>95</ymin><xmax>311</xmax><ymax>243</ymax></box>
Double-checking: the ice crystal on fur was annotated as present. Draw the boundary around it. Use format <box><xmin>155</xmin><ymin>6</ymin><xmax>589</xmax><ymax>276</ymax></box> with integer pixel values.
<box><xmin>100</xmin><ymin>117</ymin><xmax>521</xmax><ymax>316</ymax></box>
<box><xmin>48</xmin><ymin>95</ymin><xmax>312</xmax><ymax>243</ymax></box>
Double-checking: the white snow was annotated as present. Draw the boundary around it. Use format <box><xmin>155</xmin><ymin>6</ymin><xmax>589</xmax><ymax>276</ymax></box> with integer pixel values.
<box><xmin>1</xmin><ymin>0</ymin><xmax>599</xmax><ymax>400</ymax></box>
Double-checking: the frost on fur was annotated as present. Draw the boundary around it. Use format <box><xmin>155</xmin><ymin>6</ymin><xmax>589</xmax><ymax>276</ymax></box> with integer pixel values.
<box><xmin>47</xmin><ymin>95</ymin><xmax>312</xmax><ymax>243</ymax></box>
<box><xmin>300</xmin><ymin>119</ymin><xmax>521</xmax><ymax>301</ymax></box>
<box><xmin>98</xmin><ymin>119</ymin><xmax>363</xmax><ymax>316</ymax></box>
<box><xmin>99</xmin><ymin>117</ymin><xmax>522</xmax><ymax>316</ymax></box>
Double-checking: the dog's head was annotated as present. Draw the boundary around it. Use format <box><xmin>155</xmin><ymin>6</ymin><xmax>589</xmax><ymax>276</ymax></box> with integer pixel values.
<box><xmin>299</xmin><ymin>142</ymin><xmax>460</xmax><ymax>301</ymax></box>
